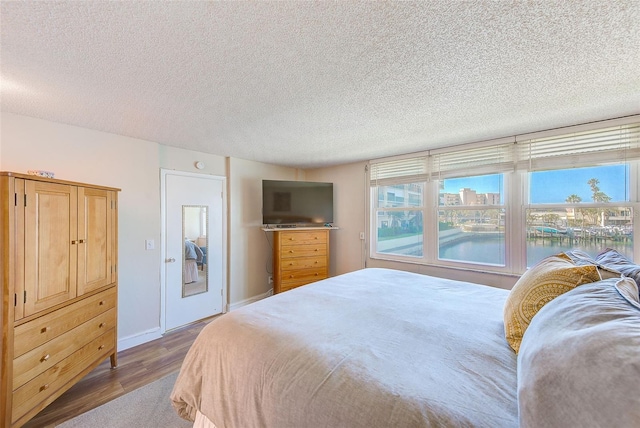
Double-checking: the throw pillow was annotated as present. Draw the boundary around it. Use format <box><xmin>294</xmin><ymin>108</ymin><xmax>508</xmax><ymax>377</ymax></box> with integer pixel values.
<box><xmin>518</xmin><ymin>279</ymin><xmax>640</xmax><ymax>428</ymax></box>
<box><xmin>595</xmin><ymin>248</ymin><xmax>640</xmax><ymax>286</ymax></box>
<box><xmin>503</xmin><ymin>253</ymin><xmax>602</xmax><ymax>353</ymax></box>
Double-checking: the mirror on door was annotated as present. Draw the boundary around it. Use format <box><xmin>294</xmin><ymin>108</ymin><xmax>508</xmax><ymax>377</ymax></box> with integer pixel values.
<box><xmin>183</xmin><ymin>205</ymin><xmax>208</xmax><ymax>297</ymax></box>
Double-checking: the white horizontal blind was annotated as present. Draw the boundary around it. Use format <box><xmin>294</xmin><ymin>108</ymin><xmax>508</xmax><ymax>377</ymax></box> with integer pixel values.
<box><xmin>517</xmin><ymin>122</ymin><xmax>640</xmax><ymax>171</ymax></box>
<box><xmin>431</xmin><ymin>142</ymin><xmax>515</xmax><ymax>179</ymax></box>
<box><xmin>369</xmin><ymin>119</ymin><xmax>640</xmax><ymax>185</ymax></box>
<box><xmin>369</xmin><ymin>156</ymin><xmax>429</xmax><ymax>186</ymax></box>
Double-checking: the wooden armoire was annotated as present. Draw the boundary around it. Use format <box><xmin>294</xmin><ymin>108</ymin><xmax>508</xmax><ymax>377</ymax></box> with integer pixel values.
<box><xmin>0</xmin><ymin>172</ymin><xmax>119</xmax><ymax>427</ymax></box>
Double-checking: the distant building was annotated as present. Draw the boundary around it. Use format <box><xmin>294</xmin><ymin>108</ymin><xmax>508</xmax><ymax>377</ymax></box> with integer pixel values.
<box><xmin>459</xmin><ymin>188</ymin><xmax>477</xmax><ymax>205</ymax></box>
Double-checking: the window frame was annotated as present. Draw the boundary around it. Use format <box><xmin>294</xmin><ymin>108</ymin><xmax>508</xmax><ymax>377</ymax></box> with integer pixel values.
<box><xmin>367</xmin><ymin>117</ymin><xmax>640</xmax><ymax>274</ymax></box>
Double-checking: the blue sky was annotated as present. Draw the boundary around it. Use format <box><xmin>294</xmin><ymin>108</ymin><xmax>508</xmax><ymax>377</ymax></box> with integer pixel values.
<box><xmin>442</xmin><ymin>165</ymin><xmax>629</xmax><ymax>204</ymax></box>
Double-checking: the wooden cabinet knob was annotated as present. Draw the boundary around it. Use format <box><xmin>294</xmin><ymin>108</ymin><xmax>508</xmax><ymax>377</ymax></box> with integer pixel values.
<box><xmin>98</xmin><ymin>345</ymin><xmax>105</xmax><ymax>350</ymax></box>
<box><xmin>40</xmin><ymin>354</ymin><xmax>50</xmax><ymax>362</ymax></box>
<box><xmin>99</xmin><ymin>322</ymin><xmax>106</xmax><ymax>328</ymax></box>
<box><xmin>40</xmin><ymin>327</ymin><xmax>49</xmax><ymax>334</ymax></box>
<box><xmin>40</xmin><ymin>384</ymin><xmax>49</xmax><ymax>392</ymax></box>
<box><xmin>99</xmin><ymin>300</ymin><xmax>105</xmax><ymax>305</ymax></box>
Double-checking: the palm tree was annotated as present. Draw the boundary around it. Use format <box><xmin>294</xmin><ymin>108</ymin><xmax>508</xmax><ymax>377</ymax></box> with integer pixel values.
<box><xmin>565</xmin><ymin>194</ymin><xmax>582</xmax><ymax>227</ymax></box>
<box><xmin>588</xmin><ymin>178</ymin><xmax>611</xmax><ymax>226</ymax></box>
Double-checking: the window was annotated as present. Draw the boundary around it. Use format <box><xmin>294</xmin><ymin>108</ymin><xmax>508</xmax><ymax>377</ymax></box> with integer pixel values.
<box><xmin>526</xmin><ymin>163</ymin><xmax>633</xmax><ymax>266</ymax></box>
<box><xmin>373</xmin><ymin>183</ymin><xmax>424</xmax><ymax>257</ymax></box>
<box><xmin>368</xmin><ymin>118</ymin><xmax>640</xmax><ymax>274</ymax></box>
<box><xmin>438</xmin><ymin>174</ymin><xmax>505</xmax><ymax>266</ymax></box>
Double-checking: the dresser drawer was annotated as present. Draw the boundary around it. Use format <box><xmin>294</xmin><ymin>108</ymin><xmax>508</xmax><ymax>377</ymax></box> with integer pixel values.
<box><xmin>13</xmin><ymin>308</ymin><xmax>116</xmax><ymax>389</ymax></box>
<box><xmin>280</xmin><ymin>274</ymin><xmax>327</xmax><ymax>292</ymax></box>
<box><xmin>279</xmin><ymin>231</ymin><xmax>327</xmax><ymax>245</ymax></box>
<box><xmin>280</xmin><ymin>267</ymin><xmax>328</xmax><ymax>285</ymax></box>
<box><xmin>12</xmin><ymin>329</ymin><xmax>115</xmax><ymax>425</ymax></box>
<box><xmin>280</xmin><ymin>245</ymin><xmax>327</xmax><ymax>259</ymax></box>
<box><xmin>280</xmin><ymin>255</ymin><xmax>327</xmax><ymax>272</ymax></box>
<box><xmin>14</xmin><ymin>287</ymin><xmax>116</xmax><ymax>357</ymax></box>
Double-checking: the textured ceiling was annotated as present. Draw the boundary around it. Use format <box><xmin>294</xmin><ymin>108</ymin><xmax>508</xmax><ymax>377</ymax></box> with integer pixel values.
<box><xmin>1</xmin><ymin>1</ymin><xmax>639</xmax><ymax>169</ymax></box>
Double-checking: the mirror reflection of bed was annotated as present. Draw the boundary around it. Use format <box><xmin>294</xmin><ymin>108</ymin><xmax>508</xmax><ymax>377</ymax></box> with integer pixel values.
<box><xmin>184</xmin><ymin>239</ymin><xmax>207</xmax><ymax>296</ymax></box>
<box><xmin>182</xmin><ymin>205</ymin><xmax>208</xmax><ymax>297</ymax></box>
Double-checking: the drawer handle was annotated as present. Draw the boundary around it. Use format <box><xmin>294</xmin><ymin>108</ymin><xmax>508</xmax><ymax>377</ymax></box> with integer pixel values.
<box><xmin>40</xmin><ymin>354</ymin><xmax>50</xmax><ymax>362</ymax></box>
<box><xmin>71</xmin><ymin>240</ymin><xmax>78</xmax><ymax>245</ymax></box>
<box><xmin>79</xmin><ymin>239</ymin><xmax>85</xmax><ymax>244</ymax></box>
<box><xmin>98</xmin><ymin>345</ymin><xmax>105</xmax><ymax>350</ymax></box>
<box><xmin>99</xmin><ymin>300</ymin><xmax>105</xmax><ymax>305</ymax></box>
<box><xmin>99</xmin><ymin>322</ymin><xmax>106</xmax><ymax>328</ymax></box>
<box><xmin>315</xmin><ymin>273</ymin><xmax>319</xmax><ymax>276</ymax></box>
<box><xmin>289</xmin><ymin>237</ymin><xmax>294</xmax><ymax>241</ymax></box>
<box><xmin>40</xmin><ymin>327</ymin><xmax>49</xmax><ymax>334</ymax></box>
<box><xmin>40</xmin><ymin>384</ymin><xmax>49</xmax><ymax>392</ymax></box>
<box><xmin>289</xmin><ymin>250</ymin><xmax>294</xmax><ymax>253</ymax></box>
<box><xmin>314</xmin><ymin>249</ymin><xmax>318</xmax><ymax>252</ymax></box>
<box><xmin>289</xmin><ymin>275</ymin><xmax>294</xmax><ymax>278</ymax></box>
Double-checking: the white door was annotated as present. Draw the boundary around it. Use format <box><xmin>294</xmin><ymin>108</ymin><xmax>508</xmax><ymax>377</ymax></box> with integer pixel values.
<box><xmin>162</xmin><ymin>170</ymin><xmax>225</xmax><ymax>331</ymax></box>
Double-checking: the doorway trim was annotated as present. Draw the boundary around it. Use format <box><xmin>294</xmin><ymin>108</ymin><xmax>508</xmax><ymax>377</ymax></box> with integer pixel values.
<box><xmin>160</xmin><ymin>168</ymin><xmax>227</xmax><ymax>334</ymax></box>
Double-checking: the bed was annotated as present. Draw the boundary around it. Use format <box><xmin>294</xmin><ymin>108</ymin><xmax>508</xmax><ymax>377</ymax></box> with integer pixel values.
<box><xmin>171</xmin><ymin>253</ymin><xmax>640</xmax><ymax>428</ymax></box>
<box><xmin>184</xmin><ymin>239</ymin><xmax>204</xmax><ymax>283</ymax></box>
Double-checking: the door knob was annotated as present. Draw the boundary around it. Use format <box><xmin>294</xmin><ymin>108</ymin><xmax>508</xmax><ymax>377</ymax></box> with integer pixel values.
<box><xmin>166</xmin><ymin>258</ymin><xmax>176</xmax><ymax>263</ymax></box>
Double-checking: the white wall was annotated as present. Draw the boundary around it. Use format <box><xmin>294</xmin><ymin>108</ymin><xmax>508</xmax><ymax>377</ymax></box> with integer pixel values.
<box><xmin>306</xmin><ymin>162</ymin><xmax>368</xmax><ymax>276</ymax></box>
<box><xmin>227</xmin><ymin>157</ymin><xmax>302</xmax><ymax>307</ymax></box>
<box><xmin>0</xmin><ymin>112</ymin><xmax>228</xmax><ymax>349</ymax></box>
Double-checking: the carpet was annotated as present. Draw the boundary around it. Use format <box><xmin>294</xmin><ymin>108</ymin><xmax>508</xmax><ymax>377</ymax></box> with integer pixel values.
<box><xmin>57</xmin><ymin>372</ymin><xmax>192</xmax><ymax>427</ymax></box>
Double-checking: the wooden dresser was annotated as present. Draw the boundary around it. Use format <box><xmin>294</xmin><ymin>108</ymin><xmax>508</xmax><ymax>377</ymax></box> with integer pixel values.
<box><xmin>272</xmin><ymin>228</ymin><xmax>330</xmax><ymax>293</ymax></box>
<box><xmin>0</xmin><ymin>172</ymin><xmax>119</xmax><ymax>427</ymax></box>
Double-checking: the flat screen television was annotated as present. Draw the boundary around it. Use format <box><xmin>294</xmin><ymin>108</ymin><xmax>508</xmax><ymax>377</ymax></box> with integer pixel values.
<box><xmin>262</xmin><ymin>180</ymin><xmax>334</xmax><ymax>226</ymax></box>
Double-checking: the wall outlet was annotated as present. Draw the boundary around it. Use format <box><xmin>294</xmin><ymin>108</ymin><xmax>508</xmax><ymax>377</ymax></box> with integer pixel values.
<box><xmin>359</xmin><ymin>232</ymin><xmax>365</xmax><ymax>240</ymax></box>
<box><xmin>268</xmin><ymin>276</ymin><xmax>273</xmax><ymax>285</ymax></box>
<box><xmin>145</xmin><ymin>239</ymin><xmax>155</xmax><ymax>250</ymax></box>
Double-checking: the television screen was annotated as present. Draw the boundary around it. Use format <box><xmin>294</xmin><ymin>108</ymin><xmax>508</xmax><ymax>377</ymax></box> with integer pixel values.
<box><xmin>262</xmin><ymin>180</ymin><xmax>333</xmax><ymax>226</ymax></box>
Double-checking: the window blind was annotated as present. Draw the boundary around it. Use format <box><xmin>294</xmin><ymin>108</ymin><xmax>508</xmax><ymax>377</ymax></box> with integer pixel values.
<box><xmin>431</xmin><ymin>142</ymin><xmax>515</xmax><ymax>179</ymax></box>
<box><xmin>368</xmin><ymin>118</ymin><xmax>640</xmax><ymax>185</ymax></box>
<box><xmin>369</xmin><ymin>156</ymin><xmax>429</xmax><ymax>186</ymax></box>
<box><xmin>516</xmin><ymin>122</ymin><xmax>640</xmax><ymax>171</ymax></box>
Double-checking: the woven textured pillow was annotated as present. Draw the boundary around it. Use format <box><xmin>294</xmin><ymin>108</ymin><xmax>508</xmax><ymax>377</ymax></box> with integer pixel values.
<box><xmin>503</xmin><ymin>253</ymin><xmax>602</xmax><ymax>353</ymax></box>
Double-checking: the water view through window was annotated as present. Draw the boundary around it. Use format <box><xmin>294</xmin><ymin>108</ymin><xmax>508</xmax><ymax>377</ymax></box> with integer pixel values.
<box><xmin>376</xmin><ymin>165</ymin><xmax>634</xmax><ymax>267</ymax></box>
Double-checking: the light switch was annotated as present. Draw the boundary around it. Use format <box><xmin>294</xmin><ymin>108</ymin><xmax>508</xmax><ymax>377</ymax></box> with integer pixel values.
<box><xmin>145</xmin><ymin>239</ymin><xmax>155</xmax><ymax>250</ymax></box>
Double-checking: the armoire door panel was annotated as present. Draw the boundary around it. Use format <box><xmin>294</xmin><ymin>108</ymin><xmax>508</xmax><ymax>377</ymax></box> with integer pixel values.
<box><xmin>77</xmin><ymin>188</ymin><xmax>113</xmax><ymax>295</ymax></box>
<box><xmin>14</xmin><ymin>178</ymin><xmax>26</xmax><ymax>321</ymax></box>
<box><xmin>24</xmin><ymin>181</ymin><xmax>78</xmax><ymax>316</ymax></box>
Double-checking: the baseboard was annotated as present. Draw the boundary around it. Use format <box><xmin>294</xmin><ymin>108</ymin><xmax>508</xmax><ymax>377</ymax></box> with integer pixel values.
<box><xmin>228</xmin><ymin>288</ymin><xmax>273</xmax><ymax>311</ymax></box>
<box><xmin>118</xmin><ymin>327</ymin><xmax>163</xmax><ymax>351</ymax></box>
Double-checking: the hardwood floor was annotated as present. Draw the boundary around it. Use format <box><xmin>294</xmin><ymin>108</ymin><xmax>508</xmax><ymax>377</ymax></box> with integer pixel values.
<box><xmin>24</xmin><ymin>317</ymin><xmax>214</xmax><ymax>427</ymax></box>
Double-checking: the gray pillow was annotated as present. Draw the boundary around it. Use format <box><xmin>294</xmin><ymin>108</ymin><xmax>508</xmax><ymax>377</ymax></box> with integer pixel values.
<box><xmin>595</xmin><ymin>248</ymin><xmax>640</xmax><ymax>286</ymax></box>
<box><xmin>517</xmin><ymin>278</ymin><xmax>640</xmax><ymax>428</ymax></box>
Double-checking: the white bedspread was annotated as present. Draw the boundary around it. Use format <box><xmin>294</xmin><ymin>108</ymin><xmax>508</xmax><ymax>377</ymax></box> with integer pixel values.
<box><xmin>171</xmin><ymin>268</ymin><xmax>518</xmax><ymax>427</ymax></box>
